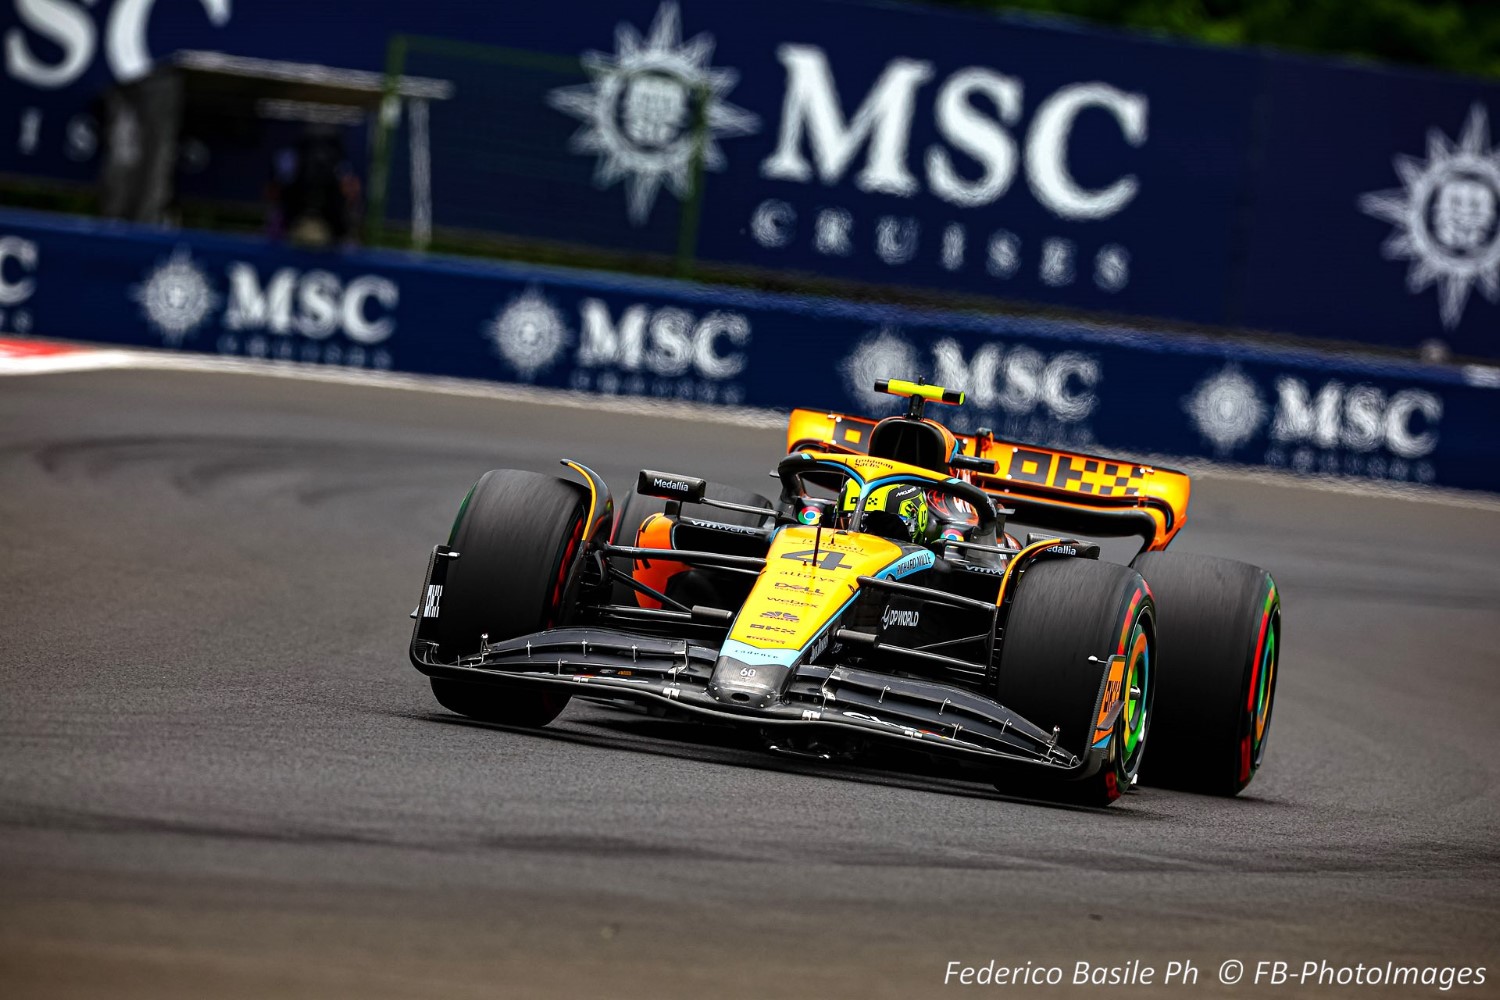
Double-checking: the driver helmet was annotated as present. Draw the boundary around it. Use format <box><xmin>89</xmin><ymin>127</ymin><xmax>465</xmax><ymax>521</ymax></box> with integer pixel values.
<box><xmin>840</xmin><ymin>480</ymin><xmax>933</xmax><ymax>543</ymax></box>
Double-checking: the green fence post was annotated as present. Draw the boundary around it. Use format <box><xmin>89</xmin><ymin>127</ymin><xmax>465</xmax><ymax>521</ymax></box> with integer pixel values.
<box><xmin>366</xmin><ymin>33</ymin><xmax>408</xmax><ymax>247</ymax></box>
<box><xmin>674</xmin><ymin>83</ymin><xmax>709</xmax><ymax>280</ymax></box>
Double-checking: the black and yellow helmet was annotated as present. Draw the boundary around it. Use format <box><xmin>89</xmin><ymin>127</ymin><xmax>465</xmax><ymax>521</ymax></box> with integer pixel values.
<box><xmin>840</xmin><ymin>480</ymin><xmax>931</xmax><ymax>542</ymax></box>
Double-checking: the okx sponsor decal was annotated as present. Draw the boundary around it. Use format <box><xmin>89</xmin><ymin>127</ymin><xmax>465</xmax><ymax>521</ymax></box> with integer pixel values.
<box><xmin>484</xmin><ymin>285</ymin><xmax>751</xmax><ymax>404</ymax></box>
<box><xmin>1185</xmin><ymin>364</ymin><xmax>1444</xmax><ymax>484</ymax></box>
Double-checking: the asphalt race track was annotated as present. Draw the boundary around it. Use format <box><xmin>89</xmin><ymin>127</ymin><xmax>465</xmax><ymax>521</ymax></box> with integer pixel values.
<box><xmin>2</xmin><ymin>367</ymin><xmax>1498</xmax><ymax>999</ymax></box>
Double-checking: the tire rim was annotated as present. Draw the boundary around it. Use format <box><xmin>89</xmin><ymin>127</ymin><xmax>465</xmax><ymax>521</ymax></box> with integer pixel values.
<box><xmin>1122</xmin><ymin>622</ymin><xmax>1151</xmax><ymax>765</ymax></box>
<box><xmin>1240</xmin><ymin>584</ymin><xmax>1280</xmax><ymax>783</ymax></box>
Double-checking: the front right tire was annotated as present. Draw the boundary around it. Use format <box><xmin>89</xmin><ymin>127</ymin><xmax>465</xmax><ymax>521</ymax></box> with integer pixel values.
<box><xmin>994</xmin><ymin>558</ymin><xmax>1156</xmax><ymax>806</ymax></box>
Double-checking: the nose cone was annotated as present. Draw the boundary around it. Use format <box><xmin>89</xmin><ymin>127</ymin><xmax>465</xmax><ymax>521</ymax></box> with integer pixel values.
<box><xmin>707</xmin><ymin>655</ymin><xmax>787</xmax><ymax>709</ymax></box>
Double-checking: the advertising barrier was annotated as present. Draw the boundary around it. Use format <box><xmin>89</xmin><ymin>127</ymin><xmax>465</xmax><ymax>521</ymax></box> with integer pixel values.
<box><xmin>3</xmin><ymin>209</ymin><xmax>1495</xmax><ymax>493</ymax></box>
<box><xmin>4</xmin><ymin>1</ymin><xmax>1499</xmax><ymax>358</ymax></box>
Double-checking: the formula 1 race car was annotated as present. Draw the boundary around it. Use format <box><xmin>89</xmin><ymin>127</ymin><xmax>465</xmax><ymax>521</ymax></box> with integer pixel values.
<box><xmin>408</xmin><ymin>379</ymin><xmax>1281</xmax><ymax>805</ymax></box>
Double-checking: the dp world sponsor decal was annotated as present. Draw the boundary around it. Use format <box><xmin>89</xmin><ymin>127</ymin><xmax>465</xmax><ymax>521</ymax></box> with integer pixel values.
<box><xmin>485</xmin><ymin>287</ymin><xmax>751</xmax><ymax>404</ymax></box>
<box><xmin>1186</xmin><ymin>365</ymin><xmax>1444</xmax><ymax>483</ymax></box>
<box><xmin>1360</xmin><ymin>104</ymin><xmax>1500</xmax><ymax>332</ymax></box>
<box><xmin>841</xmin><ymin>328</ymin><xmax>1100</xmax><ymax>446</ymax></box>
<box><xmin>0</xmin><ymin>234</ymin><xmax>39</xmax><ymax>334</ymax></box>
<box><xmin>132</xmin><ymin>248</ymin><xmax>396</xmax><ymax>367</ymax></box>
<box><xmin>549</xmin><ymin>2</ymin><xmax>759</xmax><ymax>224</ymax></box>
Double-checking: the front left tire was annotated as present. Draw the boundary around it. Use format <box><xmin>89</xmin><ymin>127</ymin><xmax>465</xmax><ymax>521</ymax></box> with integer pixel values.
<box><xmin>430</xmin><ymin>469</ymin><xmax>589</xmax><ymax>728</ymax></box>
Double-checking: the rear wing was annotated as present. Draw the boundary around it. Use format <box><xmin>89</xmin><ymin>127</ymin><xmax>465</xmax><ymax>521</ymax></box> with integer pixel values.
<box><xmin>786</xmin><ymin>408</ymin><xmax>1190</xmax><ymax>550</ymax></box>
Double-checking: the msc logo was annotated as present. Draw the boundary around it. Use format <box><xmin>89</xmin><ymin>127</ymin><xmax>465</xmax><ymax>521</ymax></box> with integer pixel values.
<box><xmin>132</xmin><ymin>249</ymin><xmax>399</xmax><ymax>360</ymax></box>
<box><xmin>1185</xmin><ymin>364</ymin><xmax>1444</xmax><ymax>483</ymax></box>
<box><xmin>0</xmin><ymin>235</ymin><xmax>38</xmax><ymax>334</ymax></box>
<box><xmin>548</xmin><ymin>2</ymin><xmax>758</xmax><ymax>224</ymax></box>
<box><xmin>0</xmin><ymin>236</ymin><xmax>38</xmax><ymax>305</ymax></box>
<box><xmin>224</xmin><ymin>264</ymin><xmax>398</xmax><ymax>343</ymax></box>
<box><xmin>489</xmin><ymin>284</ymin><xmax>756</xmax><ymax>386</ymax></box>
<box><xmin>1360</xmin><ymin>104</ymin><xmax>1500</xmax><ymax>330</ymax></box>
<box><xmin>133</xmin><ymin>247</ymin><xmax>218</xmax><ymax>344</ymax></box>
<box><xmin>841</xmin><ymin>329</ymin><xmax>1099</xmax><ymax>426</ymax></box>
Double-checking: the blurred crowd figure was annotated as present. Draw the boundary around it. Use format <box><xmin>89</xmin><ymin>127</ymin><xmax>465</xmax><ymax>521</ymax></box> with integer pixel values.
<box><xmin>267</xmin><ymin>125</ymin><xmax>362</xmax><ymax>248</ymax></box>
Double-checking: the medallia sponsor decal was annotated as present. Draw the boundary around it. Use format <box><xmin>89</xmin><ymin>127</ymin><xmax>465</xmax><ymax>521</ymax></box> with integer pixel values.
<box><xmin>0</xmin><ymin>235</ymin><xmax>39</xmax><ymax>334</ymax></box>
<box><xmin>132</xmin><ymin>248</ymin><xmax>395</xmax><ymax>366</ymax></box>
<box><xmin>485</xmin><ymin>286</ymin><xmax>750</xmax><ymax>403</ymax></box>
<box><xmin>840</xmin><ymin>328</ymin><xmax>1100</xmax><ymax>447</ymax></box>
<box><xmin>1185</xmin><ymin>364</ymin><xmax>1443</xmax><ymax>483</ymax></box>
<box><xmin>1359</xmin><ymin>104</ymin><xmax>1500</xmax><ymax>330</ymax></box>
<box><xmin>548</xmin><ymin>1</ymin><xmax>759</xmax><ymax>224</ymax></box>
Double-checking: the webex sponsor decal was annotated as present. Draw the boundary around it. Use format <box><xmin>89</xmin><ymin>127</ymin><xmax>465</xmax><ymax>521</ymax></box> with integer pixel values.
<box><xmin>1186</xmin><ymin>364</ymin><xmax>1444</xmax><ymax>483</ymax></box>
<box><xmin>132</xmin><ymin>248</ymin><xmax>397</xmax><ymax>367</ymax></box>
<box><xmin>485</xmin><ymin>285</ymin><xmax>751</xmax><ymax>404</ymax></box>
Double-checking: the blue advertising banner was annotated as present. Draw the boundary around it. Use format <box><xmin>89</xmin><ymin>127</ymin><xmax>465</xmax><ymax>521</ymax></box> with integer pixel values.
<box><xmin>3</xmin><ymin>209</ymin><xmax>1496</xmax><ymax>494</ymax></box>
<box><xmin>4</xmin><ymin>1</ymin><xmax>1499</xmax><ymax>357</ymax></box>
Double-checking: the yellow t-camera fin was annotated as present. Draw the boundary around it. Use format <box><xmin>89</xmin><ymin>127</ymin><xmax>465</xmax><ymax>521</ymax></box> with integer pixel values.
<box><xmin>874</xmin><ymin>378</ymin><xmax>965</xmax><ymax>406</ymax></box>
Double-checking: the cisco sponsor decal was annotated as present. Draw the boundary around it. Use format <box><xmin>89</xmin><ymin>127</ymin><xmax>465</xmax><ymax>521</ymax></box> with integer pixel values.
<box><xmin>485</xmin><ymin>286</ymin><xmax>750</xmax><ymax>404</ymax></box>
<box><xmin>841</xmin><ymin>328</ymin><xmax>1100</xmax><ymax>446</ymax></box>
<box><xmin>1186</xmin><ymin>364</ymin><xmax>1444</xmax><ymax>483</ymax></box>
<box><xmin>1360</xmin><ymin>104</ymin><xmax>1500</xmax><ymax>332</ymax></box>
<box><xmin>132</xmin><ymin>248</ymin><xmax>397</xmax><ymax>367</ymax></box>
<box><xmin>0</xmin><ymin>235</ymin><xmax>39</xmax><ymax>334</ymax></box>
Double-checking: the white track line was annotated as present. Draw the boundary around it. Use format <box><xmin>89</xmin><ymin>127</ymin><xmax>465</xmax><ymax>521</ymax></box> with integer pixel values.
<box><xmin>5</xmin><ymin>341</ymin><xmax>1498</xmax><ymax>513</ymax></box>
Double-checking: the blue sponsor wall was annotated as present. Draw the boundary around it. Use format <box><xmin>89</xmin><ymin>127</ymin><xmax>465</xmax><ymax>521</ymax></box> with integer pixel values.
<box><xmin>3</xmin><ymin>209</ymin><xmax>1495</xmax><ymax>494</ymax></box>
<box><xmin>3</xmin><ymin>0</ymin><xmax>1499</xmax><ymax>358</ymax></box>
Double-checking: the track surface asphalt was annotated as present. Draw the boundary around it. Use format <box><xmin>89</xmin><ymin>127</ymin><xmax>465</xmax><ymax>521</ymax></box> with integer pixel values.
<box><xmin>2</xmin><ymin>369</ymin><xmax>1498</xmax><ymax>999</ymax></box>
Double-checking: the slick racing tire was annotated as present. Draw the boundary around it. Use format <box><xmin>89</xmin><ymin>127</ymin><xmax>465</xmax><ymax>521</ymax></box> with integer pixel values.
<box><xmin>610</xmin><ymin>482</ymin><xmax>774</xmax><ymax>606</ymax></box>
<box><xmin>1131</xmin><ymin>552</ymin><xmax>1281</xmax><ymax>796</ymax></box>
<box><xmin>432</xmin><ymin>469</ymin><xmax>589</xmax><ymax>727</ymax></box>
<box><xmin>430</xmin><ymin>677</ymin><xmax>572</xmax><ymax>729</ymax></box>
<box><xmin>995</xmin><ymin>559</ymin><xmax>1156</xmax><ymax>807</ymax></box>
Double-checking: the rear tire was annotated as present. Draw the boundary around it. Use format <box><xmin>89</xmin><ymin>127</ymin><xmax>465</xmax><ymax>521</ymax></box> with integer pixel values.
<box><xmin>432</xmin><ymin>469</ymin><xmax>588</xmax><ymax>727</ymax></box>
<box><xmin>1131</xmin><ymin>552</ymin><xmax>1281</xmax><ymax>796</ymax></box>
<box><xmin>995</xmin><ymin>559</ymin><xmax>1155</xmax><ymax>806</ymax></box>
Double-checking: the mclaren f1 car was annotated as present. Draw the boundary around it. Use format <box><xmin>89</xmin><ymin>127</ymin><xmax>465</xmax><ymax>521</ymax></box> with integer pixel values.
<box><xmin>408</xmin><ymin>379</ymin><xmax>1281</xmax><ymax>805</ymax></box>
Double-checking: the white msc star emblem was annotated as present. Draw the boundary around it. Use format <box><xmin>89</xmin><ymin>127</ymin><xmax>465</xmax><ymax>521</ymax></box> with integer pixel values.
<box><xmin>1183</xmin><ymin>364</ymin><xmax>1266</xmax><ymax>455</ymax></box>
<box><xmin>1360</xmin><ymin>104</ymin><xmax>1500</xmax><ymax>330</ymax></box>
<box><xmin>547</xmin><ymin>1</ymin><xmax>759</xmax><ymax>225</ymax></box>
<box><xmin>132</xmin><ymin>248</ymin><xmax>219</xmax><ymax>345</ymax></box>
<box><xmin>841</xmin><ymin>329</ymin><xmax>920</xmax><ymax>412</ymax></box>
<box><xmin>485</xmin><ymin>286</ymin><xmax>571</xmax><ymax>380</ymax></box>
